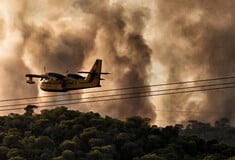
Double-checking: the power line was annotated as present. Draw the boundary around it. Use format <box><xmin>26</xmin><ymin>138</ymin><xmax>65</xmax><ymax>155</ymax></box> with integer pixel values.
<box><xmin>0</xmin><ymin>84</ymin><xmax>235</xmax><ymax>112</ymax></box>
<box><xmin>1</xmin><ymin>81</ymin><xmax>235</xmax><ymax>108</ymax></box>
<box><xmin>38</xmin><ymin>85</ymin><xmax>235</xmax><ymax>108</ymax></box>
<box><xmin>1</xmin><ymin>75</ymin><xmax>235</xmax><ymax>102</ymax></box>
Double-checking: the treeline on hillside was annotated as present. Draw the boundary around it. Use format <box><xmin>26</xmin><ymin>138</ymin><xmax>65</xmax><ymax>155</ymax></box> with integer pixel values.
<box><xmin>179</xmin><ymin>118</ymin><xmax>235</xmax><ymax>147</ymax></box>
<box><xmin>0</xmin><ymin>106</ymin><xmax>234</xmax><ymax>160</ymax></box>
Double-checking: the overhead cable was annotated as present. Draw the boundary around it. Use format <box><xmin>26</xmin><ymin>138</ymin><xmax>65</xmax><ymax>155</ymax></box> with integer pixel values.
<box><xmin>0</xmin><ymin>81</ymin><xmax>235</xmax><ymax>108</ymax></box>
<box><xmin>0</xmin><ymin>84</ymin><xmax>234</xmax><ymax>112</ymax></box>
<box><xmin>1</xmin><ymin>75</ymin><xmax>235</xmax><ymax>102</ymax></box>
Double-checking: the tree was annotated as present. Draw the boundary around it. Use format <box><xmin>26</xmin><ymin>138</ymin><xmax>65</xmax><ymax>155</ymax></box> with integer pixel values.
<box><xmin>24</xmin><ymin>105</ymin><xmax>37</xmax><ymax>116</ymax></box>
<box><xmin>9</xmin><ymin>157</ymin><xmax>26</xmax><ymax>160</ymax></box>
<box><xmin>25</xmin><ymin>136</ymin><xmax>56</xmax><ymax>159</ymax></box>
<box><xmin>35</xmin><ymin>136</ymin><xmax>55</xmax><ymax>150</ymax></box>
<box><xmin>120</xmin><ymin>141</ymin><xmax>143</xmax><ymax>160</ymax></box>
<box><xmin>62</xmin><ymin>150</ymin><xmax>75</xmax><ymax>160</ymax></box>
<box><xmin>161</xmin><ymin>126</ymin><xmax>179</xmax><ymax>142</ymax></box>
<box><xmin>203</xmin><ymin>155</ymin><xmax>219</xmax><ymax>160</ymax></box>
<box><xmin>3</xmin><ymin>134</ymin><xmax>21</xmax><ymax>148</ymax></box>
<box><xmin>89</xmin><ymin>138</ymin><xmax>105</xmax><ymax>147</ymax></box>
<box><xmin>60</xmin><ymin>140</ymin><xmax>77</xmax><ymax>151</ymax></box>
<box><xmin>0</xmin><ymin>146</ymin><xmax>9</xmax><ymax>160</ymax></box>
<box><xmin>86</xmin><ymin>145</ymin><xmax>115</xmax><ymax>160</ymax></box>
<box><xmin>86</xmin><ymin>149</ymin><xmax>102</xmax><ymax>160</ymax></box>
<box><xmin>145</xmin><ymin>134</ymin><xmax>165</xmax><ymax>152</ymax></box>
<box><xmin>7</xmin><ymin>148</ymin><xmax>24</xmax><ymax>159</ymax></box>
<box><xmin>135</xmin><ymin>154</ymin><xmax>166</xmax><ymax>160</ymax></box>
<box><xmin>80</xmin><ymin>127</ymin><xmax>99</xmax><ymax>141</ymax></box>
<box><xmin>215</xmin><ymin>118</ymin><xmax>230</xmax><ymax>128</ymax></box>
<box><xmin>0</xmin><ymin>106</ymin><xmax>234</xmax><ymax>159</ymax></box>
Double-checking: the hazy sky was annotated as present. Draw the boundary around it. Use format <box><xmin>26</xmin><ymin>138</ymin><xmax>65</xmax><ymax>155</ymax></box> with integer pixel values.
<box><xmin>0</xmin><ymin>0</ymin><xmax>235</xmax><ymax>125</ymax></box>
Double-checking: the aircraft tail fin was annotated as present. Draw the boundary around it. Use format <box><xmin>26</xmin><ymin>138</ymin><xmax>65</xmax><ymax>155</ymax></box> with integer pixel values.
<box><xmin>86</xmin><ymin>59</ymin><xmax>102</xmax><ymax>87</ymax></box>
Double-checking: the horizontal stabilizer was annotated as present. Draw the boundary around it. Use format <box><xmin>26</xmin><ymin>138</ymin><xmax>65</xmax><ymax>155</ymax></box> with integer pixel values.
<box><xmin>78</xmin><ymin>71</ymin><xmax>110</xmax><ymax>74</ymax></box>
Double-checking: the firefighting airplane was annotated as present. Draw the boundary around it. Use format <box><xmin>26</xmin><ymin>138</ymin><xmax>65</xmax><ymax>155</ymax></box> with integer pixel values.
<box><xmin>25</xmin><ymin>59</ymin><xmax>109</xmax><ymax>92</ymax></box>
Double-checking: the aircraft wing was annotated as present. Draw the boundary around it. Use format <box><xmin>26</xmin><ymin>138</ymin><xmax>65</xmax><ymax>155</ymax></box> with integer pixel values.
<box><xmin>25</xmin><ymin>72</ymin><xmax>66</xmax><ymax>84</ymax></box>
<box><xmin>25</xmin><ymin>74</ymin><xmax>49</xmax><ymax>84</ymax></box>
<box><xmin>25</xmin><ymin>74</ymin><xmax>48</xmax><ymax>79</ymax></box>
<box><xmin>26</xmin><ymin>73</ymin><xmax>66</xmax><ymax>79</ymax></box>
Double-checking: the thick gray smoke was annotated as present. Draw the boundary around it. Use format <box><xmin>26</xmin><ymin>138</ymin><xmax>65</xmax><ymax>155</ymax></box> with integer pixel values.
<box><xmin>153</xmin><ymin>0</ymin><xmax>235</xmax><ymax>124</ymax></box>
<box><xmin>0</xmin><ymin>0</ymin><xmax>156</xmax><ymax>121</ymax></box>
<box><xmin>73</xmin><ymin>0</ymin><xmax>156</xmax><ymax>120</ymax></box>
<box><xmin>1</xmin><ymin>0</ymin><xmax>235</xmax><ymax>125</ymax></box>
<box><xmin>0</xmin><ymin>0</ymin><xmax>37</xmax><ymax>100</ymax></box>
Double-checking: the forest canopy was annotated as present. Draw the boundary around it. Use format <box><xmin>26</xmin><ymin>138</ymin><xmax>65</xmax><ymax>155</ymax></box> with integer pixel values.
<box><xmin>0</xmin><ymin>106</ymin><xmax>234</xmax><ymax>160</ymax></box>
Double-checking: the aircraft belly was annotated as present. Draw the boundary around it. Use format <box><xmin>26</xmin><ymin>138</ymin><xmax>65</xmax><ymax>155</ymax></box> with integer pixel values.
<box><xmin>64</xmin><ymin>83</ymin><xmax>87</xmax><ymax>90</ymax></box>
<box><xmin>64</xmin><ymin>82</ymin><xmax>99</xmax><ymax>90</ymax></box>
<box><xmin>40</xmin><ymin>83</ymin><xmax>65</xmax><ymax>92</ymax></box>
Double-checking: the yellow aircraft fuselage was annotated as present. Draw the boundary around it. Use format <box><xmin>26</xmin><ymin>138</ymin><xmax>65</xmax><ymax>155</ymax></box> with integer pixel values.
<box><xmin>40</xmin><ymin>76</ymin><xmax>101</xmax><ymax>92</ymax></box>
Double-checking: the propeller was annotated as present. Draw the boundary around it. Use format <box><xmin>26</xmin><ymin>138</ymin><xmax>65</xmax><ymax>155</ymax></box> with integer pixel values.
<box><xmin>44</xmin><ymin>66</ymin><xmax>46</xmax><ymax>73</ymax></box>
<box><xmin>40</xmin><ymin>66</ymin><xmax>47</xmax><ymax>81</ymax></box>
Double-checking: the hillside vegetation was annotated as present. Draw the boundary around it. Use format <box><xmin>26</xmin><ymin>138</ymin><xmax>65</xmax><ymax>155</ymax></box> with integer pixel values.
<box><xmin>0</xmin><ymin>106</ymin><xmax>234</xmax><ymax>160</ymax></box>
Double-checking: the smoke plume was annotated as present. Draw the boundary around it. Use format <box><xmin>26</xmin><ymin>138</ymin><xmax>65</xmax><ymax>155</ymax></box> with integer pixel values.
<box><xmin>0</xmin><ymin>0</ymin><xmax>156</xmax><ymax>121</ymax></box>
<box><xmin>1</xmin><ymin>0</ymin><xmax>235</xmax><ymax>125</ymax></box>
<box><xmin>152</xmin><ymin>0</ymin><xmax>235</xmax><ymax>124</ymax></box>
